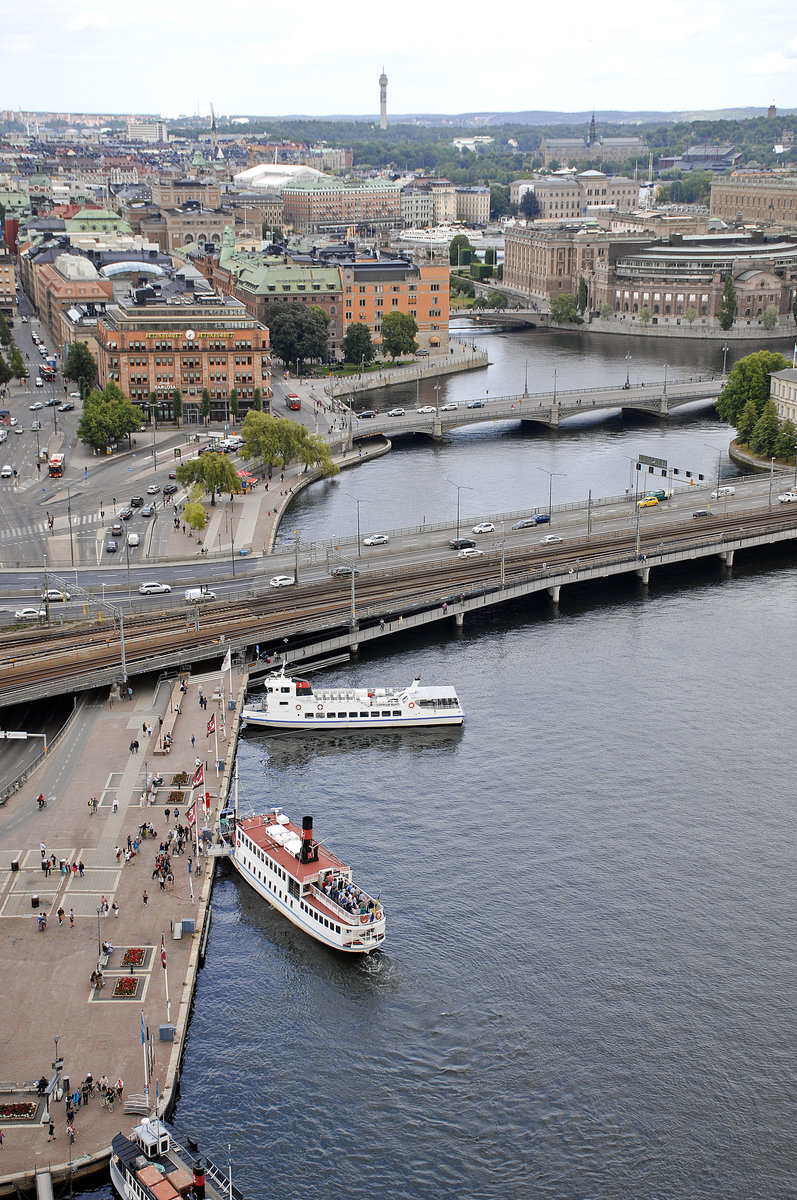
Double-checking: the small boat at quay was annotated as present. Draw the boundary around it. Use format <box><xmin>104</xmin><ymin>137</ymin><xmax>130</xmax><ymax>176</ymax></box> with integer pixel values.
<box><xmin>241</xmin><ymin>668</ymin><xmax>464</xmax><ymax>732</ymax></box>
<box><xmin>222</xmin><ymin>808</ymin><xmax>386</xmax><ymax>954</ymax></box>
<box><xmin>111</xmin><ymin>1119</ymin><xmax>247</xmax><ymax>1200</ymax></box>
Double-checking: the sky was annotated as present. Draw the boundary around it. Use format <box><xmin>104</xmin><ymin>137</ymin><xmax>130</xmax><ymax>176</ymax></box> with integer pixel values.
<box><xmin>2</xmin><ymin>0</ymin><xmax>796</xmax><ymax>120</ymax></box>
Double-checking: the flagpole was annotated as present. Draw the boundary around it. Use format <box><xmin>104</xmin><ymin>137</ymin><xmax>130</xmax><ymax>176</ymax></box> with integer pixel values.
<box><xmin>162</xmin><ymin>934</ymin><xmax>171</xmax><ymax>1023</ymax></box>
<box><xmin>141</xmin><ymin>1010</ymin><xmax>150</xmax><ymax>1110</ymax></box>
<box><xmin>214</xmin><ymin>722</ymin><xmax>219</xmax><ymax>778</ymax></box>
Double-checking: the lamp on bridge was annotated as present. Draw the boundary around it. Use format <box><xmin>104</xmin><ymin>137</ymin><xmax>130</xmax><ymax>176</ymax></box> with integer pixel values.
<box><xmin>624</xmin><ymin>353</ymin><xmax>631</xmax><ymax>389</ymax></box>
<box><xmin>537</xmin><ymin>466</ymin><xmax>566</xmax><ymax>525</ymax></box>
<box><xmin>345</xmin><ymin>492</ymin><xmax>368</xmax><ymax>557</ymax></box>
<box><xmin>446</xmin><ymin>477</ymin><xmax>473</xmax><ymax>540</ymax></box>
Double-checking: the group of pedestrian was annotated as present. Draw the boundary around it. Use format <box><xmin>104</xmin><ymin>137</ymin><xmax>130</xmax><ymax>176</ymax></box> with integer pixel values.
<box><xmin>128</xmin><ymin>739</ymin><xmax>140</xmax><ymax>754</ymax></box>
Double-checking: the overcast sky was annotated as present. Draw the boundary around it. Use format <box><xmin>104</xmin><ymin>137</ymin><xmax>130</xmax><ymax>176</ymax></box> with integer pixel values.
<box><xmin>2</xmin><ymin>0</ymin><xmax>796</xmax><ymax>119</ymax></box>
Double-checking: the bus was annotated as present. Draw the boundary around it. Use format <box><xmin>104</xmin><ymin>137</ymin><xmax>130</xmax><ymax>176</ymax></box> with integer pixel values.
<box><xmin>40</xmin><ymin>365</ymin><xmax>56</xmax><ymax>381</ymax></box>
<box><xmin>285</xmin><ymin>393</ymin><xmax>301</xmax><ymax>411</ymax></box>
<box><xmin>48</xmin><ymin>453</ymin><xmax>65</xmax><ymax>478</ymax></box>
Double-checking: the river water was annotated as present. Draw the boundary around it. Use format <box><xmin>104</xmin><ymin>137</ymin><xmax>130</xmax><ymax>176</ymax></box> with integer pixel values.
<box><xmin>94</xmin><ymin>327</ymin><xmax>797</xmax><ymax>1200</ymax></box>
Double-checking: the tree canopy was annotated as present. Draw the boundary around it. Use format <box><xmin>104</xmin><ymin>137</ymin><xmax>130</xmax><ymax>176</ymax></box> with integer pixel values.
<box><xmin>76</xmin><ymin>381</ymin><xmax>141</xmax><ymax>451</ymax></box>
<box><xmin>519</xmin><ymin>191</ymin><xmax>540</xmax><ymax>219</ymax></box>
<box><xmin>716</xmin><ymin>351</ymin><xmax>790</xmax><ymax>426</ymax></box>
<box><xmin>176</xmin><ymin>452</ymin><xmax>243</xmax><ymax>504</ymax></box>
<box><xmin>63</xmin><ymin>342</ymin><xmax>98</xmax><ymax>396</ymax></box>
<box><xmin>240</xmin><ymin>411</ymin><xmax>338</xmax><ymax>477</ymax></box>
<box><xmin>380</xmin><ymin>311</ymin><xmax>418</xmax><ymax>358</ymax></box>
<box><xmin>718</xmin><ymin>275</ymin><xmax>736</xmax><ymax>331</ymax></box>
<box><xmin>550</xmin><ymin>293</ymin><xmax>582</xmax><ymax>323</ymax></box>
<box><xmin>341</xmin><ymin>323</ymin><xmax>374</xmax><ymax>366</ymax></box>
<box><xmin>262</xmin><ymin>301</ymin><xmax>329</xmax><ymax>370</ymax></box>
<box><xmin>449</xmin><ymin>235</ymin><xmax>472</xmax><ymax>266</ymax></box>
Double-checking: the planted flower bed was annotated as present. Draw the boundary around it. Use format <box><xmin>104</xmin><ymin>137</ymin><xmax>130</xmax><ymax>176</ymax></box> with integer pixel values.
<box><xmin>114</xmin><ymin>976</ymin><xmax>138</xmax><ymax>997</ymax></box>
<box><xmin>169</xmin><ymin>790</ymin><xmax>185</xmax><ymax>804</ymax></box>
<box><xmin>0</xmin><ymin>1101</ymin><xmax>38</xmax><ymax>1120</ymax></box>
<box><xmin>122</xmin><ymin>948</ymin><xmax>145</xmax><ymax>967</ymax></box>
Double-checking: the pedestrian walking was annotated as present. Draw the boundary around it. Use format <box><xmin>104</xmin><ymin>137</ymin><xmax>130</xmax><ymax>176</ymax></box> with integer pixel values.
<box><xmin>112</xmin><ymin>797</ymin><xmax>119</xmax><ymax>812</ymax></box>
<box><xmin>57</xmin><ymin>907</ymin><xmax>64</xmax><ymax>926</ymax></box>
<box><xmin>78</xmin><ymin>861</ymin><xmax>85</xmax><ymax>877</ymax></box>
<box><xmin>47</xmin><ymin>1119</ymin><xmax>56</xmax><ymax>1141</ymax></box>
<box><xmin>142</xmin><ymin>890</ymin><xmax>148</xmax><ymax>906</ymax></box>
<box><xmin>0</xmin><ymin>1129</ymin><xmax>4</xmax><ymax>1148</ymax></box>
<box><xmin>40</xmin><ymin>842</ymin><xmax>46</xmax><ymax>859</ymax></box>
<box><xmin>112</xmin><ymin>902</ymin><xmax>119</xmax><ymax>918</ymax></box>
<box><xmin>191</xmin><ymin>734</ymin><xmax>195</xmax><ymax>747</ymax></box>
<box><xmin>142</xmin><ymin>722</ymin><xmax>147</xmax><ymax>735</ymax></box>
<box><xmin>69</xmin><ymin>908</ymin><xmax>74</xmax><ymax>928</ymax></box>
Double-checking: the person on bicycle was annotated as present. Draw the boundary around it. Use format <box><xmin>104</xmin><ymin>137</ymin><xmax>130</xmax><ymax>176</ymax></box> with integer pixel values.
<box><xmin>37</xmin><ymin>794</ymin><xmax>45</xmax><ymax>810</ymax></box>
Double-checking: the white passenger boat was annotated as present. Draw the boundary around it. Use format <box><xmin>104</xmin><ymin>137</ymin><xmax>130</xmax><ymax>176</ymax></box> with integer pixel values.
<box><xmin>398</xmin><ymin>224</ymin><xmax>483</xmax><ymax>244</ymax></box>
<box><xmin>223</xmin><ymin>808</ymin><xmax>386</xmax><ymax>954</ymax></box>
<box><xmin>111</xmin><ymin>1120</ymin><xmax>246</xmax><ymax>1200</ymax></box>
<box><xmin>241</xmin><ymin>668</ymin><xmax>464</xmax><ymax>731</ymax></box>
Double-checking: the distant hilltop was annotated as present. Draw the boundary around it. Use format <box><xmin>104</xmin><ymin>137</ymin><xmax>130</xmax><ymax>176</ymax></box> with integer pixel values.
<box><xmin>221</xmin><ymin>107</ymin><xmax>797</xmax><ymax>127</ymax></box>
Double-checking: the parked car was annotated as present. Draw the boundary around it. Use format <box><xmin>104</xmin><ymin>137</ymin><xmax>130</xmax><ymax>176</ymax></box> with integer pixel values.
<box><xmin>449</xmin><ymin>537</ymin><xmax>476</xmax><ymax>550</ymax></box>
<box><xmin>356</xmin><ymin>410</ymin><xmax>377</xmax><ymax>419</ymax></box>
<box><xmin>330</xmin><ymin>565</ymin><xmax>360</xmax><ymax>577</ymax></box>
<box><xmin>458</xmin><ymin>547</ymin><xmax>484</xmax><ymax>559</ymax></box>
<box><xmin>472</xmin><ymin>522</ymin><xmax>495</xmax><ymax>534</ymax></box>
<box><xmin>467</xmin><ymin>400</ymin><xmax>486</xmax><ymax>409</ymax></box>
<box><xmin>139</xmin><ymin>582</ymin><xmax>172</xmax><ymax>595</ymax></box>
<box><xmin>416</xmin><ymin>405</ymin><xmax>435</xmax><ymax>414</ymax></box>
<box><xmin>269</xmin><ymin>575</ymin><xmax>295</xmax><ymax>588</ymax></box>
<box><xmin>416</xmin><ymin>349</ymin><xmax>429</xmax><ymax>356</ymax></box>
<box><xmin>363</xmin><ymin>534</ymin><xmax>389</xmax><ymax>546</ymax></box>
<box><xmin>540</xmin><ymin>534</ymin><xmax>564</xmax><ymax>544</ymax></box>
<box><xmin>387</xmin><ymin>408</ymin><xmax>405</xmax><ymax>417</ymax></box>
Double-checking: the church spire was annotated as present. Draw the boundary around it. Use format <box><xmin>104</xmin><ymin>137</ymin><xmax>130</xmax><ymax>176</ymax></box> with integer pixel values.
<box><xmin>588</xmin><ymin>111</ymin><xmax>597</xmax><ymax>146</ymax></box>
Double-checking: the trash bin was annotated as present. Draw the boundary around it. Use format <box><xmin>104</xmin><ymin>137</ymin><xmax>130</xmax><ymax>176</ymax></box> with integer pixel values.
<box><xmin>239</xmin><ymin>547</ymin><xmax>249</xmax><ymax>556</ymax></box>
<box><xmin>31</xmin><ymin>894</ymin><xmax>39</xmax><ymax>909</ymax></box>
<box><xmin>228</xmin><ymin>699</ymin><xmax>235</xmax><ymax>710</ymax></box>
<box><xmin>159</xmin><ymin>1025</ymin><xmax>175</xmax><ymax>1042</ymax></box>
<box><xmin>10</xmin><ymin>859</ymin><xmax>19</xmax><ymax>872</ymax></box>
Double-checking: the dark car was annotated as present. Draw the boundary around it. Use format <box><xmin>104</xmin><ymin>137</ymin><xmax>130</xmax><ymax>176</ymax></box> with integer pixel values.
<box><xmin>449</xmin><ymin>537</ymin><xmax>477</xmax><ymax>550</ymax></box>
<box><xmin>105</xmin><ymin>539</ymin><xmax>119</xmax><ymax>553</ymax></box>
<box><xmin>111</xmin><ymin>521</ymin><xmax>124</xmax><ymax>536</ymax></box>
<box><xmin>692</xmin><ymin>508</ymin><xmax>712</xmax><ymax>519</ymax></box>
<box><xmin>168</xmin><ymin>470</ymin><xmax>177</xmax><ymax>479</ymax></box>
<box><xmin>141</xmin><ymin>505</ymin><xmax>154</xmax><ymax>517</ymax></box>
<box><xmin>330</xmin><ymin>565</ymin><xmax>361</xmax><ymax>577</ymax></box>
<box><xmin>356</xmin><ymin>410</ymin><xmax>377</xmax><ymax>419</ymax></box>
<box><xmin>57</xmin><ymin>402</ymin><xmax>75</xmax><ymax>412</ymax></box>
<box><xmin>162</xmin><ymin>483</ymin><xmax>178</xmax><ymax>496</ymax></box>
<box><xmin>467</xmin><ymin>400</ymin><xmax>486</xmax><ymax>409</ymax></box>
<box><xmin>44</xmin><ymin>397</ymin><xmax>59</xmax><ymax>407</ymax></box>
<box><xmin>119</xmin><ymin>508</ymin><xmax>133</xmax><ymax>521</ymax></box>
<box><xmin>535</xmin><ymin>513</ymin><xmax>551</xmax><ymax>524</ymax></box>
<box><xmin>512</xmin><ymin>518</ymin><xmax>538</xmax><ymax>530</ymax></box>
<box><xmin>130</xmin><ymin>496</ymin><xmax>144</xmax><ymax>507</ymax></box>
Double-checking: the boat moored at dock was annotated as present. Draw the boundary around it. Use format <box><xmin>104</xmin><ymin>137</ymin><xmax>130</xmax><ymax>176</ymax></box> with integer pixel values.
<box><xmin>111</xmin><ymin>1119</ymin><xmax>247</xmax><ymax>1200</ymax></box>
<box><xmin>241</xmin><ymin>668</ymin><xmax>464</xmax><ymax>731</ymax></box>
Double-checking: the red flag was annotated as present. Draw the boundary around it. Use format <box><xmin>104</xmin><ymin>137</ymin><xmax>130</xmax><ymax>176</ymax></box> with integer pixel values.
<box><xmin>206</xmin><ymin>713</ymin><xmax>216</xmax><ymax>736</ymax></box>
<box><xmin>191</xmin><ymin>763</ymin><xmax>204</xmax><ymax>790</ymax></box>
<box><xmin>160</xmin><ymin>935</ymin><xmax>166</xmax><ymax>970</ymax></box>
<box><xmin>185</xmin><ymin>801</ymin><xmax>196</xmax><ymax>827</ymax></box>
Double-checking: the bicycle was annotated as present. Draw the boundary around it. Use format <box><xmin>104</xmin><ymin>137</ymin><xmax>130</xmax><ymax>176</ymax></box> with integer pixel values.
<box><xmin>100</xmin><ymin>1092</ymin><xmax>114</xmax><ymax>1113</ymax></box>
<box><xmin>37</xmin><ymin>795</ymin><xmax>47</xmax><ymax>811</ymax></box>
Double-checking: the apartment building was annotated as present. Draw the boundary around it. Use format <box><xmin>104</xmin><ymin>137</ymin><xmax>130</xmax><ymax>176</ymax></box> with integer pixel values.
<box><xmin>282</xmin><ymin>179</ymin><xmax>401</xmax><ymax>234</ymax></box>
<box><xmin>0</xmin><ymin>241</ymin><xmax>16</xmax><ymax>316</ymax></box>
<box><xmin>710</xmin><ymin>174</ymin><xmax>797</xmax><ymax>228</ymax></box>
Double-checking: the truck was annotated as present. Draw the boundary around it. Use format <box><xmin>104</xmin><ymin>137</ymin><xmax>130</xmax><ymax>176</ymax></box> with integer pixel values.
<box><xmin>184</xmin><ymin>587</ymin><xmax>217</xmax><ymax>603</ymax></box>
<box><xmin>643</xmin><ymin>489</ymin><xmax>671</xmax><ymax>502</ymax></box>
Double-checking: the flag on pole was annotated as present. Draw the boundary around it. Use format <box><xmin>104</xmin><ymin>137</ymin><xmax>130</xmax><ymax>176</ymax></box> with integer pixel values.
<box><xmin>221</xmin><ymin>647</ymin><xmax>231</xmax><ymax>673</ymax></box>
<box><xmin>160</xmin><ymin>935</ymin><xmax>167</xmax><ymax>970</ymax></box>
<box><xmin>140</xmin><ymin>1011</ymin><xmax>146</xmax><ymax>1045</ymax></box>
<box><xmin>206</xmin><ymin>713</ymin><xmax>216</xmax><ymax>736</ymax></box>
<box><xmin>185</xmin><ymin>801</ymin><xmax>196</xmax><ymax>827</ymax></box>
<box><xmin>192</xmin><ymin>763</ymin><xmax>204</xmax><ymax>790</ymax></box>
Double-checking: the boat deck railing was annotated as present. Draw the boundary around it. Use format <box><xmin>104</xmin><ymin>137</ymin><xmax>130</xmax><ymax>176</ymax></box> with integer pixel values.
<box><xmin>307</xmin><ymin>883</ymin><xmax>381</xmax><ymax>926</ymax></box>
<box><xmin>168</xmin><ymin>1128</ymin><xmax>246</xmax><ymax>1200</ymax></box>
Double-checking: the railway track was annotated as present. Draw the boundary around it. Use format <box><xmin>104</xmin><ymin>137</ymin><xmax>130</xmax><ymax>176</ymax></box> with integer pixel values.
<box><xmin>1</xmin><ymin>509</ymin><xmax>795</xmax><ymax>696</ymax></box>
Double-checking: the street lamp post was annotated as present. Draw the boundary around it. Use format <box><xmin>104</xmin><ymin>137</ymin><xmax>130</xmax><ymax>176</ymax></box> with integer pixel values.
<box><xmin>722</xmin><ymin>343</ymin><xmax>729</xmax><ymax>376</ymax></box>
<box><xmin>66</xmin><ymin>487</ymin><xmax>74</xmax><ymax>567</ymax></box>
<box><xmin>124</xmin><ymin>537</ymin><xmax>131</xmax><ymax>604</ymax></box>
<box><xmin>445</xmin><ymin>477</ymin><xmax>474</xmax><ymax>540</ymax></box>
<box><xmin>433</xmin><ymin>384</ymin><xmax>441</xmax><ymax>417</ymax></box>
<box><xmin>345</xmin><ymin>492</ymin><xmax>366</xmax><ymax>556</ymax></box>
<box><xmin>537</xmin><ymin>466</ymin><xmax>566</xmax><ymax>523</ymax></box>
<box><xmin>625</xmin><ymin>352</ymin><xmax>631</xmax><ymax>388</ymax></box>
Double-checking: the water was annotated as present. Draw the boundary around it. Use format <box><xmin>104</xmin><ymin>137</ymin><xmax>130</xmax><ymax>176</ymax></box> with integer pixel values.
<box><xmin>159</xmin><ymin>331</ymin><xmax>797</xmax><ymax>1198</ymax></box>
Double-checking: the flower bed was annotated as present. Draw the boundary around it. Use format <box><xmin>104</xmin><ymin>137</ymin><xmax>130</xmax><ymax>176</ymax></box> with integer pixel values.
<box><xmin>169</xmin><ymin>790</ymin><xmax>184</xmax><ymax>804</ymax></box>
<box><xmin>114</xmin><ymin>976</ymin><xmax>138</xmax><ymax>997</ymax></box>
<box><xmin>122</xmin><ymin>948</ymin><xmax>145</xmax><ymax>967</ymax></box>
<box><xmin>0</xmin><ymin>1101</ymin><xmax>38</xmax><ymax>1120</ymax></box>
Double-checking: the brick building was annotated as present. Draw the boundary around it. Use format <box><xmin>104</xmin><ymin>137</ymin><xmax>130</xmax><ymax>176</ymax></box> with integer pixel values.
<box><xmin>0</xmin><ymin>240</ymin><xmax>15</xmax><ymax>316</ymax></box>
<box><xmin>282</xmin><ymin>179</ymin><xmax>402</xmax><ymax>234</ymax></box>
<box><xmin>96</xmin><ymin>288</ymin><xmax>271</xmax><ymax>423</ymax></box>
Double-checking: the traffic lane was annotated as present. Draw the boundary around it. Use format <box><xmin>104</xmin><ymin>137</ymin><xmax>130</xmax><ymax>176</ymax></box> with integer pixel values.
<box><xmin>0</xmin><ymin>694</ymin><xmax>73</xmax><ymax>794</ymax></box>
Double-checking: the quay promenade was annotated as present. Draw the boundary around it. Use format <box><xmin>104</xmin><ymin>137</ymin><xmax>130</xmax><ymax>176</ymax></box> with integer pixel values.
<box><xmin>0</xmin><ymin>662</ymin><xmax>244</xmax><ymax>1195</ymax></box>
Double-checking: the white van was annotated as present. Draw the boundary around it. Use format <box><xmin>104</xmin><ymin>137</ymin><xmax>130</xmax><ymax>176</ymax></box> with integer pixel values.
<box><xmin>710</xmin><ymin>486</ymin><xmax>736</xmax><ymax>499</ymax></box>
<box><xmin>185</xmin><ymin>587</ymin><xmax>217</xmax><ymax>603</ymax></box>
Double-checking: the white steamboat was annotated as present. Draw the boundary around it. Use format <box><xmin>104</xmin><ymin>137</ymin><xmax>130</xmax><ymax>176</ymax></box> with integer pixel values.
<box><xmin>241</xmin><ymin>668</ymin><xmax>464</xmax><ymax>731</ymax></box>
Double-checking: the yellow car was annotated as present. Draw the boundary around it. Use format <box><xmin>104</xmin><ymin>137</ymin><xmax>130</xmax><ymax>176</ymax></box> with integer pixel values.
<box><xmin>637</xmin><ymin>496</ymin><xmax>659</xmax><ymax>508</ymax></box>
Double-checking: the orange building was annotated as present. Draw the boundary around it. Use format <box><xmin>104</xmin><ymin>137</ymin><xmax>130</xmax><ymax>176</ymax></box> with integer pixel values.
<box><xmin>341</xmin><ymin>260</ymin><xmax>449</xmax><ymax>352</ymax></box>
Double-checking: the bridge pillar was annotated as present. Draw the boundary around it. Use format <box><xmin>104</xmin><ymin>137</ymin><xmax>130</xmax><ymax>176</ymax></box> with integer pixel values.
<box><xmin>455</xmin><ymin>611</ymin><xmax>464</xmax><ymax>628</ymax></box>
<box><xmin>659</xmin><ymin>391</ymin><xmax>669</xmax><ymax>416</ymax></box>
<box><xmin>547</xmin><ymin>584</ymin><xmax>560</xmax><ymax>603</ymax></box>
<box><xmin>722</xmin><ymin>549</ymin><xmax>734</xmax><ymax>567</ymax></box>
<box><xmin>549</xmin><ymin>403</ymin><xmax>559</xmax><ymax>427</ymax></box>
<box><xmin>635</xmin><ymin>566</ymin><xmax>650</xmax><ymax>585</ymax></box>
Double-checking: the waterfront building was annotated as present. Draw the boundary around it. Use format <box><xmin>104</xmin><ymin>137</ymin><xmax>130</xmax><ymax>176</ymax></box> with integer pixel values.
<box><xmin>400</xmin><ymin>188</ymin><xmax>435</xmax><ymax>228</ymax></box>
<box><xmin>96</xmin><ymin>286</ymin><xmax>271</xmax><ymax>423</ymax></box>
<box><xmin>341</xmin><ymin>258</ymin><xmax>449</xmax><ymax>353</ymax></box>
<box><xmin>710</xmin><ymin>173</ymin><xmax>797</xmax><ymax>229</ymax></box>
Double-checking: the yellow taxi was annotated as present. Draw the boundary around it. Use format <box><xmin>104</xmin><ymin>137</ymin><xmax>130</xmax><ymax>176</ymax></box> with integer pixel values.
<box><xmin>637</xmin><ymin>496</ymin><xmax>659</xmax><ymax>508</ymax></box>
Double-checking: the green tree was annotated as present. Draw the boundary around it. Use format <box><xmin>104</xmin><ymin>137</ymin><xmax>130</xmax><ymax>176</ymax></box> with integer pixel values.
<box><xmin>718</xmin><ymin>274</ymin><xmax>736</xmax><ymax>331</ymax></box>
<box><xmin>0</xmin><ymin>353</ymin><xmax>13</xmax><ymax>388</ymax></box>
<box><xmin>77</xmin><ymin>381</ymin><xmax>141</xmax><ymax>451</ymax></box>
<box><xmin>577</xmin><ymin>276</ymin><xmax>588</xmax><ymax>314</ymax></box>
<box><xmin>252</xmin><ymin>387</ymin><xmax>263</xmax><ymax>412</ymax></box>
<box><xmin>762</xmin><ymin>304</ymin><xmax>779</xmax><ymax>330</ymax></box>
<box><xmin>0</xmin><ymin>314</ymin><xmax>11</xmax><ymax>348</ymax></box>
<box><xmin>63</xmin><ymin>342</ymin><xmax>98</xmax><ymax>394</ymax></box>
<box><xmin>550</xmin><ymin>293</ymin><xmax>581</xmax><ymax>323</ymax></box>
<box><xmin>793</xmin><ymin>293</ymin><xmax>797</xmax><ymax>326</ymax></box>
<box><xmin>7</xmin><ymin>344</ymin><xmax>26</xmax><ymax>381</ymax></box>
<box><xmin>200</xmin><ymin>389</ymin><xmax>211</xmax><ymax>426</ymax></box>
<box><xmin>341</xmin><ymin>323</ymin><xmax>374</xmax><ymax>366</ymax></box>
<box><xmin>749</xmin><ymin>399</ymin><xmax>780</xmax><ymax>457</ymax></box>
<box><xmin>171</xmin><ymin>388</ymin><xmax>182</xmax><ymax>426</ymax></box>
<box><xmin>685</xmin><ymin>306</ymin><xmax>697</xmax><ymax>324</ymax></box>
<box><xmin>176</xmin><ymin>451</ymin><xmax>242</xmax><ymax>507</ymax></box>
<box><xmin>716</xmin><ymin>350</ymin><xmax>790</xmax><ymax>425</ymax></box>
<box><xmin>489</xmin><ymin>184</ymin><xmax>511</xmax><ymax>219</ymax></box>
<box><xmin>381</xmin><ymin>311</ymin><xmax>418</xmax><ymax>358</ymax></box>
<box><xmin>599</xmin><ymin>302</ymin><xmax>613</xmax><ymax>319</ymax></box>
<box><xmin>639</xmin><ymin>306</ymin><xmax>652</xmax><ymax>325</ymax></box>
<box><xmin>240</xmin><ymin>410</ymin><xmax>338</xmax><ymax>478</ymax></box>
<box><xmin>735</xmin><ymin>397</ymin><xmax>759</xmax><ymax>445</ymax></box>
<box><xmin>262</xmin><ymin>301</ymin><xmax>329</xmax><ymax>371</ymax></box>
<box><xmin>183</xmin><ymin>499</ymin><xmax>208</xmax><ymax>534</ymax></box>
<box><xmin>776</xmin><ymin>418</ymin><xmax>796</xmax><ymax>461</ymax></box>
<box><xmin>519</xmin><ymin>191</ymin><xmax>540</xmax><ymax>219</ymax></box>
<box><xmin>487</xmin><ymin>289</ymin><xmax>508</xmax><ymax>309</ymax></box>
<box><xmin>229</xmin><ymin>388</ymin><xmax>239</xmax><ymax>422</ymax></box>
<box><xmin>449</xmin><ymin>234</ymin><xmax>472</xmax><ymax>266</ymax></box>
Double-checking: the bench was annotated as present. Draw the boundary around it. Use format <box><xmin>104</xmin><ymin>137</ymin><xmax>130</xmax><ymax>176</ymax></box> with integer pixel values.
<box><xmin>98</xmin><ymin>951</ymin><xmax>110</xmax><ymax>969</ymax></box>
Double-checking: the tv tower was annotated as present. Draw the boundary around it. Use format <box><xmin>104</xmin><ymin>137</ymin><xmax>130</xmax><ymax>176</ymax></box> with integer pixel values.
<box><xmin>379</xmin><ymin>67</ymin><xmax>388</xmax><ymax>130</ymax></box>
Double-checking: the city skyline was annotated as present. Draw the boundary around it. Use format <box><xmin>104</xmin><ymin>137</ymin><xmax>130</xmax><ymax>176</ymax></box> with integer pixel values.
<box><xmin>0</xmin><ymin>0</ymin><xmax>796</xmax><ymax>120</ymax></box>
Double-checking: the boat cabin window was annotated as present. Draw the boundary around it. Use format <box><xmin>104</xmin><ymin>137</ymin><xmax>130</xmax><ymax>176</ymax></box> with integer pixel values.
<box><xmin>360</xmin><ymin>712</ymin><xmax>368</xmax><ymax>718</ymax></box>
<box><xmin>280</xmin><ymin>686</ymin><xmax>290</xmax><ymax>694</ymax></box>
<box><xmin>349</xmin><ymin>711</ymin><xmax>358</xmax><ymax>718</ymax></box>
<box><xmin>327</xmin><ymin>713</ymin><xmax>337</xmax><ymax>718</ymax></box>
<box><xmin>305</xmin><ymin>712</ymin><xmax>315</xmax><ymax>718</ymax></box>
<box><xmin>392</xmin><ymin>710</ymin><xmax>401</xmax><ymax>717</ymax></box>
<box><xmin>288</xmin><ymin>878</ymin><xmax>300</xmax><ymax>899</ymax></box>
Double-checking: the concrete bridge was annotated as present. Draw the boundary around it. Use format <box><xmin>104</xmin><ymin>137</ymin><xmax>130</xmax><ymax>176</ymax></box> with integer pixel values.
<box><xmin>348</xmin><ymin>376</ymin><xmax>724</xmax><ymax>441</ymax></box>
<box><xmin>470</xmin><ymin>308</ymin><xmax>551</xmax><ymax>329</ymax></box>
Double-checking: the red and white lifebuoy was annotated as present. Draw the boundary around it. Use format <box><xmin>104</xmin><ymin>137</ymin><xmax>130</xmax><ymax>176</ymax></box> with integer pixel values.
<box><xmin>408</xmin><ymin>701</ymin><xmax>415</xmax><ymax>709</ymax></box>
<box><xmin>295</xmin><ymin>705</ymin><xmax>301</xmax><ymax>711</ymax></box>
<box><xmin>317</xmin><ymin>703</ymin><xmax>324</xmax><ymax>711</ymax></box>
<box><xmin>360</xmin><ymin>914</ymin><xmax>369</xmax><ymax>925</ymax></box>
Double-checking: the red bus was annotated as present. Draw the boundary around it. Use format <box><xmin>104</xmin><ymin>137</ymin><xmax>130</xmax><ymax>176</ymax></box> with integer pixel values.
<box><xmin>285</xmin><ymin>393</ymin><xmax>301</xmax><ymax>411</ymax></box>
<box><xmin>48</xmin><ymin>453</ymin><xmax>65</xmax><ymax>478</ymax></box>
<box><xmin>40</xmin><ymin>366</ymin><xmax>56</xmax><ymax>381</ymax></box>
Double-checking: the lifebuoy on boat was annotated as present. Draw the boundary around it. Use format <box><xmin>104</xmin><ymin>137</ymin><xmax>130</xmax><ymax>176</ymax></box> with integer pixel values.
<box><xmin>408</xmin><ymin>701</ymin><xmax>415</xmax><ymax>709</ymax></box>
<box><xmin>295</xmin><ymin>705</ymin><xmax>301</xmax><ymax>711</ymax></box>
<box><xmin>317</xmin><ymin>703</ymin><xmax>324</xmax><ymax>711</ymax></box>
<box><xmin>375</xmin><ymin>909</ymin><xmax>383</xmax><ymax>920</ymax></box>
<box><xmin>360</xmin><ymin>914</ymin><xmax>369</xmax><ymax>925</ymax></box>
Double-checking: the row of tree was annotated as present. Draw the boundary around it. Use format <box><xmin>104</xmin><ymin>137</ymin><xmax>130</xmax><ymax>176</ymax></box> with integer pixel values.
<box><xmin>716</xmin><ymin>351</ymin><xmax>796</xmax><ymax>462</ymax></box>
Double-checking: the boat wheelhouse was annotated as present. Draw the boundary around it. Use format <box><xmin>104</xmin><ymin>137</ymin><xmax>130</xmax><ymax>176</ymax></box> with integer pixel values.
<box><xmin>226</xmin><ymin>810</ymin><xmax>385</xmax><ymax>954</ymax></box>
<box><xmin>110</xmin><ymin>1119</ymin><xmax>246</xmax><ymax>1200</ymax></box>
<box><xmin>241</xmin><ymin>668</ymin><xmax>464</xmax><ymax>732</ymax></box>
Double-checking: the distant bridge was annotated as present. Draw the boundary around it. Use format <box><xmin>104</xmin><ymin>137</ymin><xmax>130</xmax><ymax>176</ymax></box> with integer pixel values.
<box><xmin>348</xmin><ymin>376</ymin><xmax>724</xmax><ymax>441</ymax></box>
